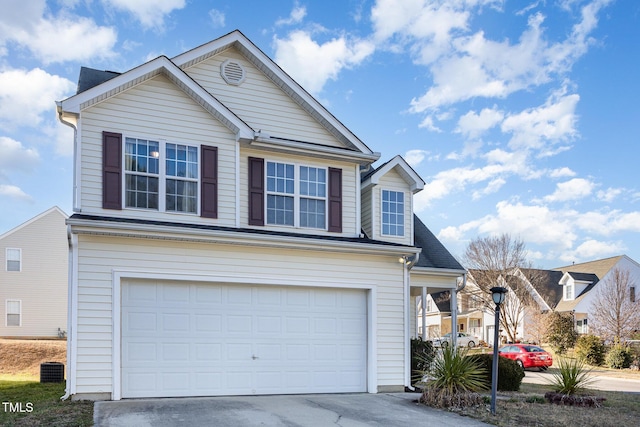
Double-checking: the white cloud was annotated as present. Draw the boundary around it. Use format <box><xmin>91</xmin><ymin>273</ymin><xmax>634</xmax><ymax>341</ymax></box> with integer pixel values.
<box><xmin>0</xmin><ymin>137</ymin><xmax>40</xmax><ymax>173</ymax></box>
<box><xmin>404</xmin><ymin>1</ymin><xmax>608</xmax><ymax>121</ymax></box>
<box><xmin>0</xmin><ymin>68</ymin><xmax>75</xmax><ymax>129</ymax></box>
<box><xmin>103</xmin><ymin>0</ymin><xmax>186</xmax><ymax>30</ymax></box>
<box><xmin>208</xmin><ymin>9</ymin><xmax>225</xmax><ymax>28</ymax></box>
<box><xmin>561</xmin><ymin>239</ymin><xmax>625</xmax><ymax>263</ymax></box>
<box><xmin>273</xmin><ymin>30</ymin><xmax>375</xmax><ymax>95</ymax></box>
<box><xmin>404</xmin><ymin>149</ymin><xmax>430</xmax><ymax>167</ymax></box>
<box><xmin>276</xmin><ymin>4</ymin><xmax>306</xmax><ymax>26</ymax></box>
<box><xmin>501</xmin><ymin>87</ymin><xmax>580</xmax><ymax>151</ymax></box>
<box><xmin>549</xmin><ymin>167</ymin><xmax>576</xmax><ymax>178</ymax></box>
<box><xmin>543</xmin><ymin>178</ymin><xmax>594</xmax><ymax>202</ymax></box>
<box><xmin>0</xmin><ymin>2</ymin><xmax>117</xmax><ymax>64</ymax></box>
<box><xmin>456</xmin><ymin>107</ymin><xmax>504</xmax><ymax>139</ymax></box>
<box><xmin>0</xmin><ymin>184</ymin><xmax>32</xmax><ymax>201</ymax></box>
<box><xmin>597</xmin><ymin>187</ymin><xmax>623</xmax><ymax>203</ymax></box>
<box><xmin>472</xmin><ymin>178</ymin><xmax>506</xmax><ymax>199</ymax></box>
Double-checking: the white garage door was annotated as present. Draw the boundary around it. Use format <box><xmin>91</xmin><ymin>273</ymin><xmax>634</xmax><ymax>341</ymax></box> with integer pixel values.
<box><xmin>121</xmin><ymin>280</ymin><xmax>368</xmax><ymax>398</ymax></box>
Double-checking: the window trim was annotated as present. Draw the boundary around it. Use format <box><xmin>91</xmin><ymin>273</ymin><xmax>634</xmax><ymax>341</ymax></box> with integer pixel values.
<box><xmin>6</xmin><ymin>299</ymin><xmax>21</xmax><ymax>327</ymax></box>
<box><xmin>564</xmin><ymin>282</ymin><xmax>573</xmax><ymax>300</ymax></box>
<box><xmin>380</xmin><ymin>188</ymin><xmax>405</xmax><ymax>237</ymax></box>
<box><xmin>6</xmin><ymin>248</ymin><xmax>21</xmax><ymax>272</ymax></box>
<box><xmin>123</xmin><ymin>136</ymin><xmax>201</xmax><ymax>215</ymax></box>
<box><xmin>264</xmin><ymin>160</ymin><xmax>328</xmax><ymax>230</ymax></box>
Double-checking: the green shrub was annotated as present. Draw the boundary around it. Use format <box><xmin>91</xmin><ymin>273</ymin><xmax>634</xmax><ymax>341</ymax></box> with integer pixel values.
<box><xmin>575</xmin><ymin>334</ymin><xmax>606</xmax><ymax>366</ymax></box>
<box><xmin>546</xmin><ymin>357</ymin><xmax>594</xmax><ymax>395</ymax></box>
<box><xmin>606</xmin><ymin>343</ymin><xmax>633</xmax><ymax>369</ymax></box>
<box><xmin>420</xmin><ymin>345</ymin><xmax>487</xmax><ymax>409</ymax></box>
<box><xmin>544</xmin><ymin>312</ymin><xmax>578</xmax><ymax>355</ymax></box>
<box><xmin>411</xmin><ymin>338</ymin><xmax>435</xmax><ymax>384</ymax></box>
<box><xmin>465</xmin><ymin>353</ymin><xmax>524</xmax><ymax>391</ymax></box>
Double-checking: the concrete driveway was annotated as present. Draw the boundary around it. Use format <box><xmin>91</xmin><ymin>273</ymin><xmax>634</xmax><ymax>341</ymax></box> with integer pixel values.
<box><xmin>94</xmin><ymin>393</ymin><xmax>493</xmax><ymax>427</ymax></box>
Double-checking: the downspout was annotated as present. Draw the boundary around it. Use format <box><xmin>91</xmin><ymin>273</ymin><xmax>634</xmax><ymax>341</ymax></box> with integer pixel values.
<box><xmin>56</xmin><ymin>103</ymin><xmax>79</xmax><ymax>212</ymax></box>
<box><xmin>61</xmin><ymin>228</ymin><xmax>77</xmax><ymax>400</ymax></box>
<box><xmin>451</xmin><ymin>273</ymin><xmax>467</xmax><ymax>348</ymax></box>
<box><xmin>404</xmin><ymin>253</ymin><xmax>419</xmax><ymax>390</ymax></box>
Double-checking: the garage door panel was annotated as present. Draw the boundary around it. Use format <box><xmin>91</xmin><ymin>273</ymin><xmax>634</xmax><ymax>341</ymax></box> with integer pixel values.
<box><xmin>122</xmin><ymin>281</ymin><xmax>367</xmax><ymax>398</ymax></box>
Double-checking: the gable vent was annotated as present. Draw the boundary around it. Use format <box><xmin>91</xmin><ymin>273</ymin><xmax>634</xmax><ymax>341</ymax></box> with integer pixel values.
<box><xmin>221</xmin><ymin>59</ymin><xmax>245</xmax><ymax>85</ymax></box>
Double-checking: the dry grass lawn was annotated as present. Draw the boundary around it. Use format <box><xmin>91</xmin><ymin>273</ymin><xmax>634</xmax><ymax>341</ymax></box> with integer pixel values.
<box><xmin>0</xmin><ymin>338</ymin><xmax>67</xmax><ymax>378</ymax></box>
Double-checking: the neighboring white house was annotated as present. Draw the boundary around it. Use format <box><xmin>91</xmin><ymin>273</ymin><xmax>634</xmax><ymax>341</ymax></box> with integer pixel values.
<box><xmin>0</xmin><ymin>206</ymin><xmax>68</xmax><ymax>338</ymax></box>
<box><xmin>57</xmin><ymin>30</ymin><xmax>465</xmax><ymax>401</ymax></box>
<box><xmin>555</xmin><ymin>255</ymin><xmax>640</xmax><ymax>335</ymax></box>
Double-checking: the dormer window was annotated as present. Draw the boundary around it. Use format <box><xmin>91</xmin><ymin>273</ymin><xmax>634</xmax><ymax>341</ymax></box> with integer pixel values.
<box><xmin>381</xmin><ymin>190</ymin><xmax>404</xmax><ymax>236</ymax></box>
<box><xmin>564</xmin><ymin>282</ymin><xmax>573</xmax><ymax>300</ymax></box>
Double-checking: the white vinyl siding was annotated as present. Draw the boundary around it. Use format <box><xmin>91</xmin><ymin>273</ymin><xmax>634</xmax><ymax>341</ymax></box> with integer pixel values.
<box><xmin>184</xmin><ymin>48</ymin><xmax>342</xmax><ymax>148</ymax></box>
<box><xmin>0</xmin><ymin>208</ymin><xmax>68</xmax><ymax>337</ymax></box>
<box><xmin>78</xmin><ymin>75</ymin><xmax>237</xmax><ymax>226</ymax></box>
<box><xmin>72</xmin><ymin>234</ymin><xmax>406</xmax><ymax>396</ymax></box>
<box><xmin>240</xmin><ymin>148</ymin><xmax>359</xmax><ymax>237</ymax></box>
<box><xmin>361</xmin><ymin>189</ymin><xmax>372</xmax><ymax>238</ymax></box>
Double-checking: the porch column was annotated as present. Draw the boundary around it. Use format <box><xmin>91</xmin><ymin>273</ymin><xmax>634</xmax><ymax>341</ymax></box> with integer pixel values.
<box><xmin>421</xmin><ymin>287</ymin><xmax>427</xmax><ymax>340</ymax></box>
<box><xmin>450</xmin><ymin>289</ymin><xmax>458</xmax><ymax>346</ymax></box>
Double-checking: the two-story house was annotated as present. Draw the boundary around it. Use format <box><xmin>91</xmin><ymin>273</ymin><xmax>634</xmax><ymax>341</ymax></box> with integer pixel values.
<box><xmin>56</xmin><ymin>30</ymin><xmax>465</xmax><ymax>401</ymax></box>
<box><xmin>0</xmin><ymin>206</ymin><xmax>68</xmax><ymax>338</ymax></box>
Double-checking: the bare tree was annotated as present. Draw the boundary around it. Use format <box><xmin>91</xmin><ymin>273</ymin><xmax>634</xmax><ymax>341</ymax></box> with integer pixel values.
<box><xmin>589</xmin><ymin>267</ymin><xmax>640</xmax><ymax>342</ymax></box>
<box><xmin>463</xmin><ymin>234</ymin><xmax>541</xmax><ymax>343</ymax></box>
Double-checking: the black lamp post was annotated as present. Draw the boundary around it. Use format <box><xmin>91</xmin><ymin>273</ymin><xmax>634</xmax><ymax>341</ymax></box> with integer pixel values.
<box><xmin>490</xmin><ymin>286</ymin><xmax>508</xmax><ymax>415</ymax></box>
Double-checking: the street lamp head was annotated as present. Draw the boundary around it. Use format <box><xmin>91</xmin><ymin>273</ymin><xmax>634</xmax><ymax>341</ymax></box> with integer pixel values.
<box><xmin>490</xmin><ymin>286</ymin><xmax>508</xmax><ymax>305</ymax></box>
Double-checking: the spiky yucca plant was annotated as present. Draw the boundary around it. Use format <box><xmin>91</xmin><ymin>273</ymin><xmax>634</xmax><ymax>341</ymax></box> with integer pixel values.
<box><xmin>546</xmin><ymin>357</ymin><xmax>595</xmax><ymax>395</ymax></box>
<box><xmin>420</xmin><ymin>344</ymin><xmax>488</xmax><ymax>408</ymax></box>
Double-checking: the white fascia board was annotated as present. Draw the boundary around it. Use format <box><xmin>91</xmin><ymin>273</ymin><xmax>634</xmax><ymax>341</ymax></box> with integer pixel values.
<box><xmin>250</xmin><ymin>137</ymin><xmax>380</xmax><ymax>165</ymax></box>
<box><xmin>67</xmin><ymin>217</ymin><xmax>420</xmax><ymax>257</ymax></box>
<box><xmin>58</xmin><ymin>56</ymin><xmax>254</xmax><ymax>141</ymax></box>
<box><xmin>361</xmin><ymin>155</ymin><xmax>425</xmax><ymax>193</ymax></box>
<box><xmin>172</xmin><ymin>30</ymin><xmax>376</xmax><ymax>156</ymax></box>
<box><xmin>410</xmin><ymin>267</ymin><xmax>467</xmax><ymax>278</ymax></box>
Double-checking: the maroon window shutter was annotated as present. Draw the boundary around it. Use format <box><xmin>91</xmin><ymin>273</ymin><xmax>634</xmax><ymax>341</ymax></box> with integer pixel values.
<box><xmin>248</xmin><ymin>157</ymin><xmax>264</xmax><ymax>226</ymax></box>
<box><xmin>102</xmin><ymin>131</ymin><xmax>122</xmax><ymax>210</ymax></box>
<box><xmin>328</xmin><ymin>167</ymin><xmax>342</xmax><ymax>232</ymax></box>
<box><xmin>201</xmin><ymin>145</ymin><xmax>218</xmax><ymax>218</ymax></box>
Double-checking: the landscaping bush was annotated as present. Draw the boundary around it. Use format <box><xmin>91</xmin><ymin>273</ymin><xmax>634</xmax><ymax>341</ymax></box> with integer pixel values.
<box><xmin>544</xmin><ymin>312</ymin><xmax>578</xmax><ymax>355</ymax></box>
<box><xmin>546</xmin><ymin>357</ymin><xmax>594</xmax><ymax>395</ymax></box>
<box><xmin>411</xmin><ymin>337</ymin><xmax>435</xmax><ymax>384</ymax></box>
<box><xmin>575</xmin><ymin>334</ymin><xmax>606</xmax><ymax>366</ymax></box>
<box><xmin>420</xmin><ymin>345</ymin><xmax>487</xmax><ymax>409</ymax></box>
<box><xmin>606</xmin><ymin>343</ymin><xmax>633</xmax><ymax>369</ymax></box>
<box><xmin>465</xmin><ymin>353</ymin><xmax>524</xmax><ymax>391</ymax></box>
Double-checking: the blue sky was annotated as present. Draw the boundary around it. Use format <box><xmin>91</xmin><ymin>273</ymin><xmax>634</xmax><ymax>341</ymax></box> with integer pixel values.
<box><xmin>1</xmin><ymin>0</ymin><xmax>638</xmax><ymax>268</ymax></box>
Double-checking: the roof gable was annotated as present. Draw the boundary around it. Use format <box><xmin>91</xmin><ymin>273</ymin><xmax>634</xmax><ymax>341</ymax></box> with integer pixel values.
<box><xmin>0</xmin><ymin>206</ymin><xmax>68</xmax><ymax>240</ymax></box>
<box><xmin>58</xmin><ymin>56</ymin><xmax>255</xmax><ymax>141</ymax></box>
<box><xmin>362</xmin><ymin>155</ymin><xmax>425</xmax><ymax>193</ymax></box>
<box><xmin>172</xmin><ymin>30</ymin><xmax>377</xmax><ymax>157</ymax></box>
<box><xmin>516</xmin><ymin>268</ymin><xmax>564</xmax><ymax>309</ymax></box>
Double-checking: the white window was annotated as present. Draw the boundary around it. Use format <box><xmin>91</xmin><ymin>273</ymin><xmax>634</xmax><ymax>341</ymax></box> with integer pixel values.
<box><xmin>266</xmin><ymin>161</ymin><xmax>326</xmax><ymax>229</ymax></box>
<box><xmin>125</xmin><ymin>137</ymin><xmax>198</xmax><ymax>213</ymax></box>
<box><xmin>564</xmin><ymin>282</ymin><xmax>573</xmax><ymax>300</ymax></box>
<box><xmin>6</xmin><ymin>300</ymin><xmax>21</xmax><ymax>326</ymax></box>
<box><xmin>6</xmin><ymin>248</ymin><xmax>21</xmax><ymax>272</ymax></box>
<box><xmin>381</xmin><ymin>190</ymin><xmax>404</xmax><ymax>236</ymax></box>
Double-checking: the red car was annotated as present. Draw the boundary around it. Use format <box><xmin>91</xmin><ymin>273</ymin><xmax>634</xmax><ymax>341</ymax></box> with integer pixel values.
<box><xmin>498</xmin><ymin>344</ymin><xmax>553</xmax><ymax>370</ymax></box>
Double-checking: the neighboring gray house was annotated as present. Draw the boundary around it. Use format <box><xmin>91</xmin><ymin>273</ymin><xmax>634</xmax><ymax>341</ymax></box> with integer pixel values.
<box><xmin>0</xmin><ymin>207</ymin><xmax>68</xmax><ymax>337</ymax></box>
<box><xmin>56</xmin><ymin>30</ymin><xmax>465</xmax><ymax>400</ymax></box>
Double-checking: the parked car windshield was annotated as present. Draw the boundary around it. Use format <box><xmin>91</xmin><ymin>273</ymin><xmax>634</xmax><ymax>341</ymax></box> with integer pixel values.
<box><xmin>523</xmin><ymin>346</ymin><xmax>545</xmax><ymax>352</ymax></box>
